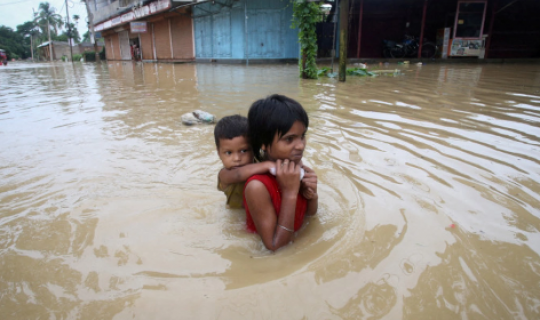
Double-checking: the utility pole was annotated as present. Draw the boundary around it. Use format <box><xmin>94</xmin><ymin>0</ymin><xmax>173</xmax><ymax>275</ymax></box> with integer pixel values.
<box><xmin>30</xmin><ymin>35</ymin><xmax>34</xmax><ymax>62</ymax></box>
<box><xmin>65</xmin><ymin>0</ymin><xmax>74</xmax><ymax>62</ymax></box>
<box><xmin>84</xmin><ymin>0</ymin><xmax>100</xmax><ymax>62</ymax></box>
<box><xmin>331</xmin><ymin>1</ymin><xmax>339</xmax><ymax>73</ymax></box>
<box><xmin>417</xmin><ymin>0</ymin><xmax>428</xmax><ymax>59</ymax></box>
<box><xmin>338</xmin><ymin>0</ymin><xmax>349</xmax><ymax>82</ymax></box>
<box><xmin>48</xmin><ymin>19</ymin><xmax>53</xmax><ymax>61</ymax></box>
<box><xmin>30</xmin><ymin>9</ymin><xmax>35</xmax><ymax>62</ymax></box>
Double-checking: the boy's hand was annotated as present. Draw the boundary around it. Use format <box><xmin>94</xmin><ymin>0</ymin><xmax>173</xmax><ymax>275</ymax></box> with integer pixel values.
<box><xmin>264</xmin><ymin>161</ymin><xmax>276</xmax><ymax>173</ymax></box>
<box><xmin>300</xmin><ymin>165</ymin><xmax>318</xmax><ymax>200</ymax></box>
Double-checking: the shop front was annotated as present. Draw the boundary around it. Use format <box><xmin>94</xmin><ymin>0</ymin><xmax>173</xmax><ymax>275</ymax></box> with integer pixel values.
<box><xmin>95</xmin><ymin>0</ymin><xmax>194</xmax><ymax>62</ymax></box>
<box><xmin>448</xmin><ymin>0</ymin><xmax>487</xmax><ymax>58</ymax></box>
<box><xmin>340</xmin><ymin>0</ymin><xmax>539</xmax><ymax>59</ymax></box>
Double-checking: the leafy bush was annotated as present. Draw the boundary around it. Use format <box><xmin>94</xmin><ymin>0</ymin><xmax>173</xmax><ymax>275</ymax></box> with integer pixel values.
<box><xmin>72</xmin><ymin>53</ymin><xmax>83</xmax><ymax>61</ymax></box>
<box><xmin>346</xmin><ymin>67</ymin><xmax>375</xmax><ymax>77</ymax></box>
<box><xmin>84</xmin><ymin>51</ymin><xmax>96</xmax><ymax>62</ymax></box>
<box><xmin>317</xmin><ymin>67</ymin><xmax>375</xmax><ymax>78</ymax></box>
<box><xmin>82</xmin><ymin>47</ymin><xmax>105</xmax><ymax>62</ymax></box>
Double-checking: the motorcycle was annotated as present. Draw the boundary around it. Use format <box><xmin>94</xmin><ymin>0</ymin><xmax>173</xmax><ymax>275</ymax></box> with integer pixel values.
<box><xmin>382</xmin><ymin>40</ymin><xmax>398</xmax><ymax>58</ymax></box>
<box><xmin>382</xmin><ymin>35</ymin><xmax>438</xmax><ymax>59</ymax></box>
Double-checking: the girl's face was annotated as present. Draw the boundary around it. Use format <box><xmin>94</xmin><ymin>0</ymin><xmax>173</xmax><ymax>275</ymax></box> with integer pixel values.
<box><xmin>263</xmin><ymin>121</ymin><xmax>307</xmax><ymax>164</ymax></box>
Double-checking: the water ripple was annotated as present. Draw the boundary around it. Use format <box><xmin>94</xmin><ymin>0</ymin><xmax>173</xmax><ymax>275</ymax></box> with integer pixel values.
<box><xmin>1</xmin><ymin>62</ymin><xmax>540</xmax><ymax>319</ymax></box>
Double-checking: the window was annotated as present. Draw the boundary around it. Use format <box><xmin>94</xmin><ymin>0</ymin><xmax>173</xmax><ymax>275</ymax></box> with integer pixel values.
<box><xmin>454</xmin><ymin>1</ymin><xmax>487</xmax><ymax>39</ymax></box>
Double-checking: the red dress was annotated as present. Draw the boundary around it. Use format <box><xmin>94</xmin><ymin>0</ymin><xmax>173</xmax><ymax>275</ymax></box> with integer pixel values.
<box><xmin>243</xmin><ymin>174</ymin><xmax>307</xmax><ymax>233</ymax></box>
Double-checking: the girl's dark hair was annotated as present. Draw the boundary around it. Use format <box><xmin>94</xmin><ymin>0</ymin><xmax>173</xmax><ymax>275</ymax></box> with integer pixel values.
<box><xmin>248</xmin><ymin>94</ymin><xmax>309</xmax><ymax>161</ymax></box>
<box><xmin>214</xmin><ymin>115</ymin><xmax>248</xmax><ymax>148</ymax></box>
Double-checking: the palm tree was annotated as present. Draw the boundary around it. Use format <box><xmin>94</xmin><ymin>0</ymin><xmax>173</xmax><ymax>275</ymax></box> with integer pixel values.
<box><xmin>34</xmin><ymin>2</ymin><xmax>63</xmax><ymax>61</ymax></box>
<box><xmin>71</xmin><ymin>14</ymin><xmax>80</xmax><ymax>44</ymax></box>
<box><xmin>64</xmin><ymin>22</ymin><xmax>81</xmax><ymax>44</ymax></box>
<box><xmin>40</xmin><ymin>3</ymin><xmax>64</xmax><ymax>35</ymax></box>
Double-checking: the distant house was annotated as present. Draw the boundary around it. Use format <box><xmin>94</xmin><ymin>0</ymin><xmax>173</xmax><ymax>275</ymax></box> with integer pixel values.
<box><xmin>78</xmin><ymin>41</ymin><xmax>105</xmax><ymax>54</ymax></box>
<box><xmin>37</xmin><ymin>41</ymin><xmax>105</xmax><ymax>61</ymax></box>
<box><xmin>192</xmin><ymin>0</ymin><xmax>299</xmax><ymax>62</ymax></box>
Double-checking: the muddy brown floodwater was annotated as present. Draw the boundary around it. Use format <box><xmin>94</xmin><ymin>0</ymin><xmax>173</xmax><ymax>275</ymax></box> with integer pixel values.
<box><xmin>1</xmin><ymin>61</ymin><xmax>540</xmax><ymax>319</ymax></box>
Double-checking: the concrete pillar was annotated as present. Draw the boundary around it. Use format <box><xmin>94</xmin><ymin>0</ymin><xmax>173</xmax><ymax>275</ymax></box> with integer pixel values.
<box><xmin>339</xmin><ymin>0</ymin><xmax>350</xmax><ymax>82</ymax></box>
<box><xmin>356</xmin><ymin>0</ymin><xmax>364</xmax><ymax>58</ymax></box>
<box><xmin>418</xmin><ymin>0</ymin><xmax>428</xmax><ymax>59</ymax></box>
<box><xmin>169</xmin><ymin>18</ymin><xmax>174</xmax><ymax>59</ymax></box>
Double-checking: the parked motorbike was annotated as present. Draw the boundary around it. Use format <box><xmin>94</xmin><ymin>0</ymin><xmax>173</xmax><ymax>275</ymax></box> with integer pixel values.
<box><xmin>382</xmin><ymin>40</ymin><xmax>398</xmax><ymax>58</ymax></box>
<box><xmin>383</xmin><ymin>35</ymin><xmax>437</xmax><ymax>59</ymax></box>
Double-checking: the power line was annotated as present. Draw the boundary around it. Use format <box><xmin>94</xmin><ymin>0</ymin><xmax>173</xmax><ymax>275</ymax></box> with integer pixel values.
<box><xmin>58</xmin><ymin>2</ymin><xmax>65</xmax><ymax>16</ymax></box>
<box><xmin>0</xmin><ymin>0</ymin><xmax>34</xmax><ymax>6</ymax></box>
<box><xmin>3</xmin><ymin>0</ymin><xmax>88</xmax><ymax>35</ymax></box>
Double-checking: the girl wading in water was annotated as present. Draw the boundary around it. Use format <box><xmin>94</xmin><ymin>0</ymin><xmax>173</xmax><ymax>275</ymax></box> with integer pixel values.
<box><xmin>243</xmin><ymin>95</ymin><xmax>318</xmax><ymax>251</ymax></box>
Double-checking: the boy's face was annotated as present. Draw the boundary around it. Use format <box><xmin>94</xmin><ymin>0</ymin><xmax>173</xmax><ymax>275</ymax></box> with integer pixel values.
<box><xmin>217</xmin><ymin>136</ymin><xmax>253</xmax><ymax>169</ymax></box>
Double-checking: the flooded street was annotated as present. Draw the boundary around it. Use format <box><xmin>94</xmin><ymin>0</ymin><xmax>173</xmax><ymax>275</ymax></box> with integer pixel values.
<box><xmin>1</xmin><ymin>61</ymin><xmax>540</xmax><ymax>319</ymax></box>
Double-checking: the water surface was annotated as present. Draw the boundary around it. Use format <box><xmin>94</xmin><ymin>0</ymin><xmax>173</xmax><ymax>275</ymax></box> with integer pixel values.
<box><xmin>1</xmin><ymin>61</ymin><xmax>540</xmax><ymax>319</ymax></box>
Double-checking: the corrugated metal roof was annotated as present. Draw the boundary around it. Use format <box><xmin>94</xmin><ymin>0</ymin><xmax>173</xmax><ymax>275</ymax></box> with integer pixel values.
<box><xmin>37</xmin><ymin>41</ymin><xmax>104</xmax><ymax>48</ymax></box>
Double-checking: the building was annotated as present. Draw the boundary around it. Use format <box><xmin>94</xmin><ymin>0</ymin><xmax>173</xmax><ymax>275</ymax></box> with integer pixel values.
<box><xmin>37</xmin><ymin>41</ymin><xmax>105</xmax><ymax>61</ymax></box>
<box><xmin>87</xmin><ymin>0</ymin><xmax>539</xmax><ymax>63</ymax></box>
<box><xmin>192</xmin><ymin>0</ymin><xmax>299</xmax><ymax>62</ymax></box>
<box><xmin>88</xmin><ymin>0</ymin><xmax>195</xmax><ymax>62</ymax></box>
<box><xmin>86</xmin><ymin>0</ymin><xmax>299</xmax><ymax>63</ymax></box>
<box><xmin>330</xmin><ymin>0</ymin><xmax>540</xmax><ymax>59</ymax></box>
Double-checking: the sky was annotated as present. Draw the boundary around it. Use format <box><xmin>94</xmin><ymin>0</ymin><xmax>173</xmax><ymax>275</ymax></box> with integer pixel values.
<box><xmin>0</xmin><ymin>0</ymin><xmax>88</xmax><ymax>35</ymax></box>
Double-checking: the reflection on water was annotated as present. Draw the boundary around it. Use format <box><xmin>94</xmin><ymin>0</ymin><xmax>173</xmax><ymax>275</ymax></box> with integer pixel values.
<box><xmin>1</xmin><ymin>61</ymin><xmax>540</xmax><ymax>319</ymax></box>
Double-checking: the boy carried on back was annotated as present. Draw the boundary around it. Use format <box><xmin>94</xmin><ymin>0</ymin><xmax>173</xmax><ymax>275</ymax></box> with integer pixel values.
<box><xmin>214</xmin><ymin>115</ymin><xmax>274</xmax><ymax>208</ymax></box>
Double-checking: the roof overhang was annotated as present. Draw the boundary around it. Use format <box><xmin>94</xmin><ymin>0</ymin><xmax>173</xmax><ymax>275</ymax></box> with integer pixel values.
<box><xmin>95</xmin><ymin>0</ymin><xmax>172</xmax><ymax>32</ymax></box>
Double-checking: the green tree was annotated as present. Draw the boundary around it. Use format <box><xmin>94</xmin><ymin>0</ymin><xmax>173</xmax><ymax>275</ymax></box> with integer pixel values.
<box><xmin>35</xmin><ymin>2</ymin><xmax>64</xmax><ymax>36</ymax></box>
<box><xmin>61</xmin><ymin>22</ymin><xmax>81</xmax><ymax>44</ymax></box>
<box><xmin>70</xmin><ymin>14</ymin><xmax>81</xmax><ymax>43</ymax></box>
<box><xmin>56</xmin><ymin>34</ymin><xmax>68</xmax><ymax>42</ymax></box>
<box><xmin>16</xmin><ymin>21</ymin><xmax>39</xmax><ymax>36</ymax></box>
<box><xmin>0</xmin><ymin>25</ymin><xmax>27</xmax><ymax>59</ymax></box>
<box><xmin>82</xmin><ymin>31</ymin><xmax>90</xmax><ymax>43</ymax></box>
<box><xmin>16</xmin><ymin>21</ymin><xmax>40</xmax><ymax>59</ymax></box>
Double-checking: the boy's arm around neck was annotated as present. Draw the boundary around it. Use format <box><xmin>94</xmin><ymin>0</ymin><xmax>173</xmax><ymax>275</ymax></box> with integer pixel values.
<box><xmin>219</xmin><ymin>161</ymin><xmax>275</xmax><ymax>188</ymax></box>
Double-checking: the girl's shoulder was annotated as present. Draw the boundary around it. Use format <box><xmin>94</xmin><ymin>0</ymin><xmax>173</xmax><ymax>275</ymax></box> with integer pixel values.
<box><xmin>246</xmin><ymin>173</ymin><xmax>276</xmax><ymax>184</ymax></box>
<box><xmin>245</xmin><ymin>173</ymin><xmax>277</xmax><ymax>193</ymax></box>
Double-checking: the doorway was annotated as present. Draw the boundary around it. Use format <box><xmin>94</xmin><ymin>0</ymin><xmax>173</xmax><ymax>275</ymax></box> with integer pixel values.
<box><xmin>130</xmin><ymin>37</ymin><xmax>141</xmax><ymax>61</ymax></box>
